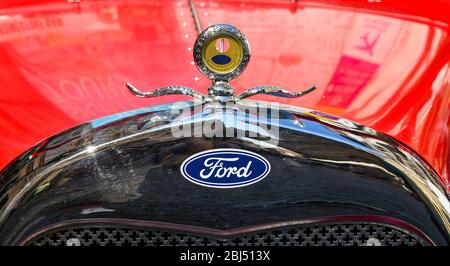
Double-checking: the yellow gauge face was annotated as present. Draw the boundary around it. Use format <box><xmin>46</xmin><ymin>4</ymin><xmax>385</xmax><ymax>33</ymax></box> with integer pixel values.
<box><xmin>202</xmin><ymin>34</ymin><xmax>243</xmax><ymax>75</ymax></box>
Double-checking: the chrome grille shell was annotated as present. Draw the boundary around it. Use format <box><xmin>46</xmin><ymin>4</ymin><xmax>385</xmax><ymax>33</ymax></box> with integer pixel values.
<box><xmin>0</xmin><ymin>101</ymin><xmax>448</xmax><ymax>245</ymax></box>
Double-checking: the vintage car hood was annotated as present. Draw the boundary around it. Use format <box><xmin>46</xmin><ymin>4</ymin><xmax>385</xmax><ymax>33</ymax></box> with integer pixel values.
<box><xmin>0</xmin><ymin>0</ymin><xmax>449</xmax><ymax>189</ymax></box>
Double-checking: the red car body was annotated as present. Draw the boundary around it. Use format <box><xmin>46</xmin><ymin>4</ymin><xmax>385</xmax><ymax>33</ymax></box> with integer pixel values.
<box><xmin>0</xmin><ymin>0</ymin><xmax>449</xmax><ymax>195</ymax></box>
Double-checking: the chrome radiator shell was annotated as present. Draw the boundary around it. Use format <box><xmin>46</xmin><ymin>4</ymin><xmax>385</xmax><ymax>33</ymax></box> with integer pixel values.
<box><xmin>0</xmin><ymin>101</ymin><xmax>448</xmax><ymax>245</ymax></box>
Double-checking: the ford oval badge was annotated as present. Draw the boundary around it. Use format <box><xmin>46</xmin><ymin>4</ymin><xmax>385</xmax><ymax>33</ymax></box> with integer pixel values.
<box><xmin>180</xmin><ymin>149</ymin><xmax>271</xmax><ymax>188</ymax></box>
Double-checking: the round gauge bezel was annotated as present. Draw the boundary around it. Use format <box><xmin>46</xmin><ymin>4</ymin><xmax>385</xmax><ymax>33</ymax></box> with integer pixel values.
<box><xmin>193</xmin><ymin>24</ymin><xmax>251</xmax><ymax>81</ymax></box>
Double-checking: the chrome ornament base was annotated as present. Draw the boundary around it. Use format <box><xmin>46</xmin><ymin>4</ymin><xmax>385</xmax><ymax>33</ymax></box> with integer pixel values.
<box><xmin>126</xmin><ymin>82</ymin><xmax>317</xmax><ymax>103</ymax></box>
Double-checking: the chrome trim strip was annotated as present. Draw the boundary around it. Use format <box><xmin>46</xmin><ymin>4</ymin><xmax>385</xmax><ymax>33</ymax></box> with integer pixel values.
<box><xmin>188</xmin><ymin>0</ymin><xmax>202</xmax><ymax>35</ymax></box>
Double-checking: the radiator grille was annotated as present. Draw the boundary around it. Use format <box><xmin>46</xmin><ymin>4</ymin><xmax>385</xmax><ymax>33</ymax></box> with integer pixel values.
<box><xmin>28</xmin><ymin>222</ymin><xmax>425</xmax><ymax>246</ymax></box>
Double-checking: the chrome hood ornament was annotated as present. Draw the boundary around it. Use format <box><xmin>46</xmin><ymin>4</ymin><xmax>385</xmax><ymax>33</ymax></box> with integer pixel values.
<box><xmin>126</xmin><ymin>24</ymin><xmax>316</xmax><ymax>103</ymax></box>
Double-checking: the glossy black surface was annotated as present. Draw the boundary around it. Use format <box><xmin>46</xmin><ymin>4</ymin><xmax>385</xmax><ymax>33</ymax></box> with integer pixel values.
<box><xmin>0</xmin><ymin>101</ymin><xmax>448</xmax><ymax>245</ymax></box>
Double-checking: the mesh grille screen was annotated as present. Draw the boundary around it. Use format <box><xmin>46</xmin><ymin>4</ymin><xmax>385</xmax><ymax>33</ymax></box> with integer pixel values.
<box><xmin>28</xmin><ymin>223</ymin><xmax>425</xmax><ymax>246</ymax></box>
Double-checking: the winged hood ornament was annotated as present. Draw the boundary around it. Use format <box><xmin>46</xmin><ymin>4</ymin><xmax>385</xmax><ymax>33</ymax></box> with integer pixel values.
<box><xmin>126</xmin><ymin>24</ymin><xmax>316</xmax><ymax>103</ymax></box>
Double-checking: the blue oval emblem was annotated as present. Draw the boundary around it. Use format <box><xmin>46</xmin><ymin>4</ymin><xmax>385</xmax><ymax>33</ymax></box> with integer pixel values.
<box><xmin>211</xmin><ymin>54</ymin><xmax>232</xmax><ymax>65</ymax></box>
<box><xmin>180</xmin><ymin>149</ymin><xmax>271</xmax><ymax>188</ymax></box>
